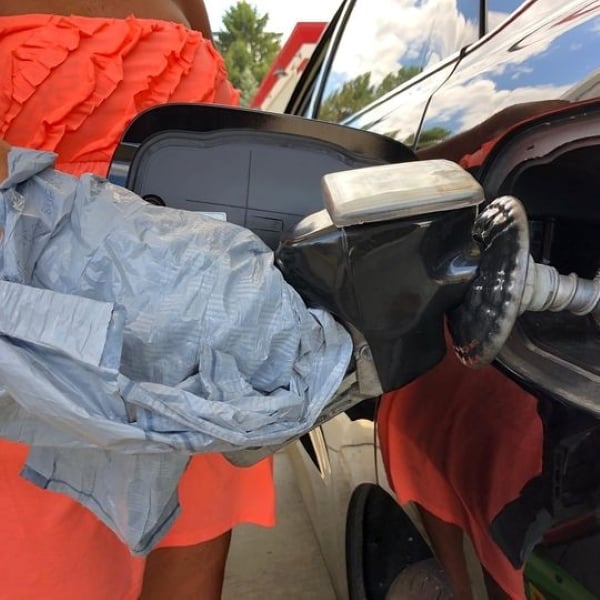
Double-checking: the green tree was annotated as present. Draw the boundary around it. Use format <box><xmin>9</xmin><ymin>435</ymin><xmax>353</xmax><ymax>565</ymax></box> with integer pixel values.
<box><xmin>318</xmin><ymin>73</ymin><xmax>375</xmax><ymax>122</ymax></box>
<box><xmin>377</xmin><ymin>66</ymin><xmax>422</xmax><ymax>96</ymax></box>
<box><xmin>215</xmin><ymin>2</ymin><xmax>282</xmax><ymax>105</ymax></box>
<box><xmin>318</xmin><ymin>66</ymin><xmax>423</xmax><ymax>123</ymax></box>
<box><xmin>416</xmin><ymin>126</ymin><xmax>451</xmax><ymax>147</ymax></box>
<box><xmin>404</xmin><ymin>126</ymin><xmax>451</xmax><ymax>147</ymax></box>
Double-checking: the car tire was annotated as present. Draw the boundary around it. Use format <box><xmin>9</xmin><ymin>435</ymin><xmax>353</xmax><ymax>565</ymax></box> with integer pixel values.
<box><xmin>346</xmin><ymin>484</ymin><xmax>370</xmax><ymax>600</ymax></box>
<box><xmin>385</xmin><ymin>559</ymin><xmax>455</xmax><ymax>600</ymax></box>
<box><xmin>346</xmin><ymin>484</ymin><xmax>433</xmax><ymax>600</ymax></box>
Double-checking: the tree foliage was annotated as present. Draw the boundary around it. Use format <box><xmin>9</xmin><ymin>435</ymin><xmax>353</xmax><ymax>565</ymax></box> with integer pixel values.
<box><xmin>318</xmin><ymin>66</ymin><xmax>423</xmax><ymax>123</ymax></box>
<box><xmin>416</xmin><ymin>126</ymin><xmax>452</xmax><ymax>146</ymax></box>
<box><xmin>403</xmin><ymin>126</ymin><xmax>451</xmax><ymax>147</ymax></box>
<box><xmin>215</xmin><ymin>2</ymin><xmax>282</xmax><ymax>105</ymax></box>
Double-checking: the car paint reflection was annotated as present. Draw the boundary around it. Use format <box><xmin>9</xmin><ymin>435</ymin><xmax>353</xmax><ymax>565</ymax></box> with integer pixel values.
<box><xmin>419</xmin><ymin>1</ymin><xmax>600</xmax><ymax>150</ymax></box>
<box><xmin>316</xmin><ymin>0</ymin><xmax>485</xmax><ymax>130</ymax></box>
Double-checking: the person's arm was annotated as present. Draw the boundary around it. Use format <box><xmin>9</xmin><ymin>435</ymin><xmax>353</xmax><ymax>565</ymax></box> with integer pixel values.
<box><xmin>0</xmin><ymin>140</ymin><xmax>10</xmax><ymax>182</ymax></box>
<box><xmin>174</xmin><ymin>0</ymin><xmax>213</xmax><ymax>40</ymax></box>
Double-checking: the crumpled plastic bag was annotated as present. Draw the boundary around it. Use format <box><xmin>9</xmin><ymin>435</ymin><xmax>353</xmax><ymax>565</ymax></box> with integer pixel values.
<box><xmin>0</xmin><ymin>148</ymin><xmax>352</xmax><ymax>553</ymax></box>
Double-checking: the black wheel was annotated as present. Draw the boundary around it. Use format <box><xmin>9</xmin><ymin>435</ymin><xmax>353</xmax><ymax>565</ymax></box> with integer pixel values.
<box><xmin>386</xmin><ymin>559</ymin><xmax>454</xmax><ymax>600</ymax></box>
<box><xmin>346</xmin><ymin>484</ymin><xmax>370</xmax><ymax>600</ymax></box>
<box><xmin>346</xmin><ymin>484</ymin><xmax>433</xmax><ymax>600</ymax></box>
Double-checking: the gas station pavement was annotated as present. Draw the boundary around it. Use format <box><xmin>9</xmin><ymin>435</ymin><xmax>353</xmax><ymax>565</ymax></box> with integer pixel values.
<box><xmin>223</xmin><ymin>451</ymin><xmax>337</xmax><ymax>600</ymax></box>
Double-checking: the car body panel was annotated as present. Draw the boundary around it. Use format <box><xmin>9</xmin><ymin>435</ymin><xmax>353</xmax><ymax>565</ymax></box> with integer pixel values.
<box><xmin>419</xmin><ymin>0</ymin><xmax>600</xmax><ymax>151</ymax></box>
<box><xmin>288</xmin><ymin>416</ymin><xmax>380</xmax><ymax>599</ymax></box>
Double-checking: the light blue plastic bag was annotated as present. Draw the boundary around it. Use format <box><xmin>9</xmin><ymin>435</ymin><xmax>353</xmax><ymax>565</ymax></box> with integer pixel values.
<box><xmin>0</xmin><ymin>148</ymin><xmax>352</xmax><ymax>553</ymax></box>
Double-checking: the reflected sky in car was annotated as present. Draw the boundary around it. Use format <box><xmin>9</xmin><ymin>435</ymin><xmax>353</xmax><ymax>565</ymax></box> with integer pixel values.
<box><xmin>345</xmin><ymin>66</ymin><xmax>453</xmax><ymax>141</ymax></box>
<box><xmin>419</xmin><ymin>2</ymin><xmax>600</xmax><ymax>141</ymax></box>
<box><xmin>317</xmin><ymin>0</ymin><xmax>527</xmax><ymax>142</ymax></box>
<box><xmin>335</xmin><ymin>0</ymin><xmax>600</xmax><ymax>148</ymax></box>
<box><xmin>320</xmin><ymin>0</ymin><xmax>483</xmax><ymax>101</ymax></box>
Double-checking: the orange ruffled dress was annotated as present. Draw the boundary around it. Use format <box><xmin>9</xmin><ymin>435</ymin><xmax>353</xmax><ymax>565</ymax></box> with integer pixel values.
<box><xmin>0</xmin><ymin>14</ymin><xmax>274</xmax><ymax>599</ymax></box>
<box><xmin>378</xmin><ymin>346</ymin><xmax>543</xmax><ymax>599</ymax></box>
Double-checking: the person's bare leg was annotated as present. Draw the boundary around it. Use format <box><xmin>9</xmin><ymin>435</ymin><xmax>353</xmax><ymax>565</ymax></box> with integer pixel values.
<box><xmin>140</xmin><ymin>530</ymin><xmax>232</xmax><ymax>600</ymax></box>
<box><xmin>418</xmin><ymin>506</ymin><xmax>474</xmax><ymax>600</ymax></box>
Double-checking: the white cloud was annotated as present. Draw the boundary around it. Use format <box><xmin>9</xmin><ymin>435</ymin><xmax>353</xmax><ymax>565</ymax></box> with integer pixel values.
<box><xmin>330</xmin><ymin>0</ymin><xmax>599</xmax><ymax>139</ymax></box>
<box><xmin>205</xmin><ymin>0</ymin><xmax>599</xmax><ymax>142</ymax></box>
<box><xmin>324</xmin><ymin>0</ymin><xmax>481</xmax><ymax>90</ymax></box>
<box><xmin>404</xmin><ymin>2</ymin><xmax>600</xmax><ymax>138</ymax></box>
<box><xmin>427</xmin><ymin>80</ymin><xmax>570</xmax><ymax>132</ymax></box>
<box><xmin>206</xmin><ymin>1</ymin><xmax>340</xmax><ymax>39</ymax></box>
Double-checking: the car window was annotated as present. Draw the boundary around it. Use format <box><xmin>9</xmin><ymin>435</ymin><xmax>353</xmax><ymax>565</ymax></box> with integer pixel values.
<box><xmin>315</xmin><ymin>0</ymin><xmax>482</xmax><ymax>124</ymax></box>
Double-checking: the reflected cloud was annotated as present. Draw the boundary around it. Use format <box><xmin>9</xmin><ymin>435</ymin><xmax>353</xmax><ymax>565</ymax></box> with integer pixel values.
<box><xmin>488</xmin><ymin>9</ymin><xmax>513</xmax><ymax>31</ymax></box>
<box><xmin>326</xmin><ymin>0</ymin><xmax>480</xmax><ymax>90</ymax></box>
<box><xmin>358</xmin><ymin>79</ymin><xmax>569</xmax><ymax>143</ymax></box>
<box><xmin>419</xmin><ymin>0</ymin><xmax>600</xmax><ymax>143</ymax></box>
<box><xmin>320</xmin><ymin>0</ymin><xmax>600</xmax><ymax>151</ymax></box>
<box><xmin>426</xmin><ymin>80</ymin><xmax>570</xmax><ymax>132</ymax></box>
<box><xmin>455</xmin><ymin>4</ymin><xmax>600</xmax><ymax>87</ymax></box>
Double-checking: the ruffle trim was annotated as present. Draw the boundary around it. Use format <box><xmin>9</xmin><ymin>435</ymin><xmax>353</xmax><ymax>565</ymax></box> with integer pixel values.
<box><xmin>0</xmin><ymin>14</ymin><xmax>238</xmax><ymax>172</ymax></box>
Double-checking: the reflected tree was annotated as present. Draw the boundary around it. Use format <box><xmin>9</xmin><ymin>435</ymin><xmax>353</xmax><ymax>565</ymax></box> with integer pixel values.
<box><xmin>404</xmin><ymin>126</ymin><xmax>451</xmax><ymax>147</ymax></box>
<box><xmin>318</xmin><ymin>66</ymin><xmax>422</xmax><ymax>123</ymax></box>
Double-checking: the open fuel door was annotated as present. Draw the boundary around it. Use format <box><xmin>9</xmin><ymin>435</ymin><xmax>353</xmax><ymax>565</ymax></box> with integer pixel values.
<box><xmin>108</xmin><ymin>103</ymin><xmax>414</xmax><ymax>249</ymax></box>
